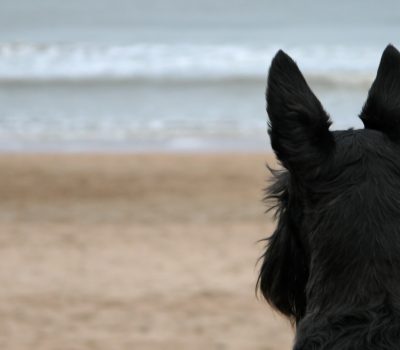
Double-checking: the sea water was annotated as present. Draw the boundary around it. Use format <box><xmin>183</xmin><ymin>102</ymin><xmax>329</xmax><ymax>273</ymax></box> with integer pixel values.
<box><xmin>0</xmin><ymin>0</ymin><xmax>399</xmax><ymax>151</ymax></box>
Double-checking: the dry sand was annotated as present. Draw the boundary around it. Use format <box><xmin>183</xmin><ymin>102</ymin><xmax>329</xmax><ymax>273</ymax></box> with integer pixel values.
<box><xmin>0</xmin><ymin>153</ymin><xmax>293</xmax><ymax>350</ymax></box>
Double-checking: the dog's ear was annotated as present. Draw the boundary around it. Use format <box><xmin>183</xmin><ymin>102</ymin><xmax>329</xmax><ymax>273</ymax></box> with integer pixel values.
<box><xmin>267</xmin><ymin>50</ymin><xmax>334</xmax><ymax>173</ymax></box>
<box><xmin>360</xmin><ymin>44</ymin><xmax>400</xmax><ymax>140</ymax></box>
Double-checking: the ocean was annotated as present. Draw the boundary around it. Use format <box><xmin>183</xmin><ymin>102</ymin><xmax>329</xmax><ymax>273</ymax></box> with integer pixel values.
<box><xmin>0</xmin><ymin>0</ymin><xmax>399</xmax><ymax>151</ymax></box>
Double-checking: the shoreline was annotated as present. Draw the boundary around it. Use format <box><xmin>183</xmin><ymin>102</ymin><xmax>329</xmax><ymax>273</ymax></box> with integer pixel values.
<box><xmin>0</xmin><ymin>148</ymin><xmax>270</xmax><ymax>155</ymax></box>
<box><xmin>0</xmin><ymin>138</ymin><xmax>269</xmax><ymax>154</ymax></box>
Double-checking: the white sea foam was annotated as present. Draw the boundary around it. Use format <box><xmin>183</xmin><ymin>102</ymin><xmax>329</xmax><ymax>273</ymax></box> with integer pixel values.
<box><xmin>0</xmin><ymin>43</ymin><xmax>380</xmax><ymax>86</ymax></box>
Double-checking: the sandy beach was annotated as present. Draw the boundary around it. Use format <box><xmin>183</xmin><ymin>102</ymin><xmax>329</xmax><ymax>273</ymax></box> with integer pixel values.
<box><xmin>0</xmin><ymin>153</ymin><xmax>293</xmax><ymax>350</ymax></box>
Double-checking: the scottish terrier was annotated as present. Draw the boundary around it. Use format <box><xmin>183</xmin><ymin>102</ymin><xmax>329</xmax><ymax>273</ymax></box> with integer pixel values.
<box><xmin>258</xmin><ymin>44</ymin><xmax>400</xmax><ymax>349</ymax></box>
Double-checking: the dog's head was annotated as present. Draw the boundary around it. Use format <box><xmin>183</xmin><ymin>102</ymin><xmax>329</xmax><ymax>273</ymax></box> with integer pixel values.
<box><xmin>258</xmin><ymin>45</ymin><xmax>400</xmax><ymax>324</ymax></box>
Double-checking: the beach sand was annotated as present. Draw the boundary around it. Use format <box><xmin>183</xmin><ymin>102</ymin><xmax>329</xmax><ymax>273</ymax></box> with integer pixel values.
<box><xmin>0</xmin><ymin>153</ymin><xmax>293</xmax><ymax>350</ymax></box>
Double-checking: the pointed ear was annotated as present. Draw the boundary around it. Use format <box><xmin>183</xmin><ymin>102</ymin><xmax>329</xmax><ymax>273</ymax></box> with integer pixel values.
<box><xmin>360</xmin><ymin>44</ymin><xmax>400</xmax><ymax>140</ymax></box>
<box><xmin>267</xmin><ymin>50</ymin><xmax>334</xmax><ymax>172</ymax></box>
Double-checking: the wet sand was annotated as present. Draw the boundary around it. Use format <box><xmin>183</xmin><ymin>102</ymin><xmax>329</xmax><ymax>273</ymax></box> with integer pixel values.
<box><xmin>0</xmin><ymin>153</ymin><xmax>293</xmax><ymax>350</ymax></box>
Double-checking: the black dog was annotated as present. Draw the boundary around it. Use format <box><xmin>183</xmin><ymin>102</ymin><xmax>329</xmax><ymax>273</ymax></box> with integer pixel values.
<box><xmin>258</xmin><ymin>44</ymin><xmax>400</xmax><ymax>349</ymax></box>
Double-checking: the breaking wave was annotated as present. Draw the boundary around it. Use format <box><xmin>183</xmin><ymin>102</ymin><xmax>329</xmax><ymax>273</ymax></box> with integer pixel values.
<box><xmin>0</xmin><ymin>42</ymin><xmax>379</xmax><ymax>87</ymax></box>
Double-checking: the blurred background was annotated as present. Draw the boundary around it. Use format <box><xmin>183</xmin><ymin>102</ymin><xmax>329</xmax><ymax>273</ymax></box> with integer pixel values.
<box><xmin>0</xmin><ymin>1</ymin><xmax>399</xmax><ymax>349</ymax></box>
<box><xmin>1</xmin><ymin>0</ymin><xmax>399</xmax><ymax>152</ymax></box>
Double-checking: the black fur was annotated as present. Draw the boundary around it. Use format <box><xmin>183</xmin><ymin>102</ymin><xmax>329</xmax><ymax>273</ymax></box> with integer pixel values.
<box><xmin>361</xmin><ymin>45</ymin><xmax>400</xmax><ymax>140</ymax></box>
<box><xmin>258</xmin><ymin>44</ymin><xmax>400</xmax><ymax>349</ymax></box>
